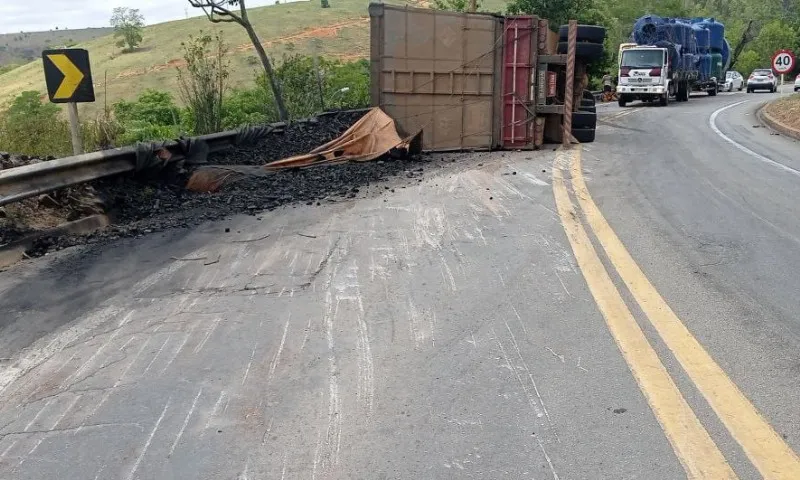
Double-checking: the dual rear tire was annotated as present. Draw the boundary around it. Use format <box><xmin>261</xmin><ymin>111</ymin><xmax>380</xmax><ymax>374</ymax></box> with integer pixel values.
<box><xmin>573</xmin><ymin>90</ymin><xmax>597</xmax><ymax>143</ymax></box>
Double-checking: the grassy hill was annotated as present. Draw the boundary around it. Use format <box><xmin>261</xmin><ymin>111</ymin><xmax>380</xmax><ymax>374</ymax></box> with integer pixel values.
<box><xmin>0</xmin><ymin>0</ymin><xmax>507</xmax><ymax>118</ymax></box>
<box><xmin>0</xmin><ymin>28</ymin><xmax>113</xmax><ymax>67</ymax></box>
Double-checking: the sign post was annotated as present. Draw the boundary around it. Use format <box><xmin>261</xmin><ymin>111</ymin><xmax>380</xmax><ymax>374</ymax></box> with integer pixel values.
<box><xmin>771</xmin><ymin>49</ymin><xmax>796</xmax><ymax>94</ymax></box>
<box><xmin>42</xmin><ymin>49</ymin><xmax>95</xmax><ymax>156</ymax></box>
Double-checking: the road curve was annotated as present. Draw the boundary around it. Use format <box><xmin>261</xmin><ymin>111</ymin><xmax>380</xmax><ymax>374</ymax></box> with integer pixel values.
<box><xmin>0</xmin><ymin>88</ymin><xmax>799</xmax><ymax>479</ymax></box>
<box><xmin>586</xmin><ymin>88</ymin><xmax>800</xmax><ymax>477</ymax></box>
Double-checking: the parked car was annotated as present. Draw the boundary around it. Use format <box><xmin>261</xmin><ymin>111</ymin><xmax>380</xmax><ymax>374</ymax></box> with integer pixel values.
<box><xmin>747</xmin><ymin>69</ymin><xmax>778</xmax><ymax>93</ymax></box>
<box><xmin>724</xmin><ymin>71</ymin><xmax>744</xmax><ymax>92</ymax></box>
<box><xmin>795</xmin><ymin>74</ymin><xmax>800</xmax><ymax>92</ymax></box>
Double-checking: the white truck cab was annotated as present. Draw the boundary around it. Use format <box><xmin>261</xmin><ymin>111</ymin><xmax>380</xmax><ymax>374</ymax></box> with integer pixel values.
<box><xmin>616</xmin><ymin>46</ymin><xmax>671</xmax><ymax>106</ymax></box>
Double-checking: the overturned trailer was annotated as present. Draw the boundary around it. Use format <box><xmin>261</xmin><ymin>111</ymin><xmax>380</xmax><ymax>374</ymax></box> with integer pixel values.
<box><xmin>368</xmin><ymin>3</ymin><xmax>594</xmax><ymax>151</ymax></box>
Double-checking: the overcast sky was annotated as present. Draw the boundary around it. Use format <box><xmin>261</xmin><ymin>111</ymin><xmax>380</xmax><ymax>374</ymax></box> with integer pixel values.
<box><xmin>0</xmin><ymin>0</ymin><xmax>286</xmax><ymax>34</ymax></box>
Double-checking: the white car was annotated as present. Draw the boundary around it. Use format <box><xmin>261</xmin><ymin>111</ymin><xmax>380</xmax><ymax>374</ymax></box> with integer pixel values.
<box><xmin>795</xmin><ymin>75</ymin><xmax>800</xmax><ymax>92</ymax></box>
<box><xmin>724</xmin><ymin>71</ymin><xmax>744</xmax><ymax>92</ymax></box>
<box><xmin>747</xmin><ymin>69</ymin><xmax>778</xmax><ymax>93</ymax></box>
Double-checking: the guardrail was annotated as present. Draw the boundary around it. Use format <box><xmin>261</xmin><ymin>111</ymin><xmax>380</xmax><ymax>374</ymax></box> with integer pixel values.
<box><xmin>0</xmin><ymin>108</ymin><xmax>374</xmax><ymax>208</ymax></box>
<box><xmin>0</xmin><ymin>125</ymin><xmax>284</xmax><ymax>207</ymax></box>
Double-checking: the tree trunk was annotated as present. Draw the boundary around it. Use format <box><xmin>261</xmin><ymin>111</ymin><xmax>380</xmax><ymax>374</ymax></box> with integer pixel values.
<box><xmin>242</xmin><ymin>22</ymin><xmax>289</xmax><ymax>122</ymax></box>
<box><xmin>729</xmin><ymin>20</ymin><xmax>754</xmax><ymax>70</ymax></box>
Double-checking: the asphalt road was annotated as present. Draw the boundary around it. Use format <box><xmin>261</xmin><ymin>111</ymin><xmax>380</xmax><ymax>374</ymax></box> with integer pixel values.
<box><xmin>0</xmin><ymin>86</ymin><xmax>799</xmax><ymax>479</ymax></box>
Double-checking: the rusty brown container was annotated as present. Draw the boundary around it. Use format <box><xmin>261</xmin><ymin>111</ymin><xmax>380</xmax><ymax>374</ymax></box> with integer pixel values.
<box><xmin>369</xmin><ymin>3</ymin><xmax>504</xmax><ymax>151</ymax></box>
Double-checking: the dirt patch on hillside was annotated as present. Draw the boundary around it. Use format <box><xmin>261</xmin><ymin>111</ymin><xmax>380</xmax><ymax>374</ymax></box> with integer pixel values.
<box><xmin>764</xmin><ymin>95</ymin><xmax>800</xmax><ymax>131</ymax></box>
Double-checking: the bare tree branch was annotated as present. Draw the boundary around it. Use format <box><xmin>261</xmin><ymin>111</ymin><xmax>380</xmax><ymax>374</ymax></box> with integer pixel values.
<box><xmin>187</xmin><ymin>0</ymin><xmax>243</xmax><ymax>25</ymax></box>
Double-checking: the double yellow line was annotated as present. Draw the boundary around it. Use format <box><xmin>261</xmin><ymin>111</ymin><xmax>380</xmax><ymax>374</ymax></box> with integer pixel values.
<box><xmin>552</xmin><ymin>147</ymin><xmax>800</xmax><ymax>479</ymax></box>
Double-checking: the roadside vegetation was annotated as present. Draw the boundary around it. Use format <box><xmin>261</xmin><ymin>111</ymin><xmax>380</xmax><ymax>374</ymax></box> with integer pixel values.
<box><xmin>0</xmin><ymin>41</ymin><xmax>371</xmax><ymax>157</ymax></box>
<box><xmin>111</xmin><ymin>7</ymin><xmax>146</xmax><ymax>53</ymax></box>
<box><xmin>0</xmin><ymin>0</ymin><xmax>798</xmax><ymax>157</ymax></box>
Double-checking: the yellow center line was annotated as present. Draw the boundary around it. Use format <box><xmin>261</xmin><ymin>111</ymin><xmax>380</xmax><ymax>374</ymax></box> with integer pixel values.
<box><xmin>570</xmin><ymin>148</ymin><xmax>800</xmax><ymax>479</ymax></box>
<box><xmin>551</xmin><ymin>151</ymin><xmax>737</xmax><ymax>479</ymax></box>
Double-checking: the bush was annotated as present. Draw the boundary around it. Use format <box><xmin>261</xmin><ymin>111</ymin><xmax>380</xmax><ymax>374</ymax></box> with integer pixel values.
<box><xmin>113</xmin><ymin>89</ymin><xmax>183</xmax><ymax>144</ymax></box>
<box><xmin>242</xmin><ymin>54</ymin><xmax>370</xmax><ymax>122</ymax></box>
<box><xmin>177</xmin><ymin>31</ymin><xmax>229</xmax><ymax>135</ymax></box>
<box><xmin>222</xmin><ymin>86</ymin><xmax>277</xmax><ymax>129</ymax></box>
<box><xmin>0</xmin><ymin>91</ymin><xmax>73</xmax><ymax>157</ymax></box>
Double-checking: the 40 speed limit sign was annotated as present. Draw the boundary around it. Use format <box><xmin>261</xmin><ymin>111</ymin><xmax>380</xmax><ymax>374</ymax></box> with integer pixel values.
<box><xmin>772</xmin><ymin>49</ymin><xmax>796</xmax><ymax>74</ymax></box>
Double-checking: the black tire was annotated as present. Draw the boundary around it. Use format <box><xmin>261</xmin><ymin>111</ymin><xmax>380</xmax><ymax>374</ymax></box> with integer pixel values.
<box><xmin>579</xmin><ymin>105</ymin><xmax>597</xmax><ymax>113</ymax></box>
<box><xmin>582</xmin><ymin>90</ymin><xmax>595</xmax><ymax>101</ymax></box>
<box><xmin>708</xmin><ymin>86</ymin><xmax>717</xmax><ymax>96</ymax></box>
<box><xmin>618</xmin><ymin>96</ymin><xmax>627</xmax><ymax>107</ymax></box>
<box><xmin>660</xmin><ymin>92</ymin><xmax>669</xmax><ymax>106</ymax></box>
<box><xmin>572</xmin><ymin>111</ymin><xmax>597</xmax><ymax>129</ymax></box>
<box><xmin>747</xmin><ymin>88</ymin><xmax>752</xmax><ymax>93</ymax></box>
<box><xmin>571</xmin><ymin>127</ymin><xmax>596</xmax><ymax>143</ymax></box>
<box><xmin>558</xmin><ymin>25</ymin><xmax>606</xmax><ymax>44</ymax></box>
<box><xmin>580</xmin><ymin>98</ymin><xmax>595</xmax><ymax>107</ymax></box>
<box><xmin>679</xmin><ymin>81</ymin><xmax>690</xmax><ymax>102</ymax></box>
<box><xmin>556</xmin><ymin>42</ymin><xmax>604</xmax><ymax>62</ymax></box>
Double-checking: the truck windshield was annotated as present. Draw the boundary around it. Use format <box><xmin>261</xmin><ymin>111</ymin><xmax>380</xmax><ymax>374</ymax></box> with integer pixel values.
<box><xmin>621</xmin><ymin>50</ymin><xmax>663</xmax><ymax>68</ymax></box>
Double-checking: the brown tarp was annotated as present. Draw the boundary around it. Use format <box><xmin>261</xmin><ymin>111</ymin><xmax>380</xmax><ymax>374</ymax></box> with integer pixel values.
<box><xmin>264</xmin><ymin>107</ymin><xmax>418</xmax><ymax>169</ymax></box>
<box><xmin>187</xmin><ymin>107</ymin><xmax>421</xmax><ymax>193</ymax></box>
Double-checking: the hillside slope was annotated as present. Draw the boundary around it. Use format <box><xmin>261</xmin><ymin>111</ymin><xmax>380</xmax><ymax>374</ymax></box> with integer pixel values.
<box><xmin>0</xmin><ymin>0</ymin><xmax>507</xmax><ymax>118</ymax></box>
<box><xmin>0</xmin><ymin>28</ymin><xmax>113</xmax><ymax>66</ymax></box>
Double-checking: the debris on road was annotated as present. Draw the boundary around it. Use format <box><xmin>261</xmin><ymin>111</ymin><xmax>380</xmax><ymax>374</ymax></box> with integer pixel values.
<box><xmin>1</xmin><ymin>152</ymin><xmax>105</xmax><ymax>247</ymax></box>
<box><xmin>1</xmin><ymin>110</ymin><xmax>428</xmax><ymax>260</ymax></box>
<box><xmin>186</xmin><ymin>107</ymin><xmax>421</xmax><ymax>193</ymax></box>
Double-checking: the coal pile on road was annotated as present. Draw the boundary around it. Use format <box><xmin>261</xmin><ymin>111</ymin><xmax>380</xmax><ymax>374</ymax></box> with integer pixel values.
<box><xmin>211</xmin><ymin>110</ymin><xmax>366</xmax><ymax>166</ymax></box>
<box><xmin>17</xmin><ymin>110</ymin><xmax>428</xmax><ymax>257</ymax></box>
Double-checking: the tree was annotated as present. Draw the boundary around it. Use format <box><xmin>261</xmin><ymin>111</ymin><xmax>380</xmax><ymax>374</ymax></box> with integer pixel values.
<box><xmin>188</xmin><ymin>0</ymin><xmax>289</xmax><ymax>122</ymax></box>
<box><xmin>506</xmin><ymin>0</ymin><xmax>601</xmax><ymax>28</ymax></box>
<box><xmin>432</xmin><ymin>0</ymin><xmax>480</xmax><ymax>12</ymax></box>
<box><xmin>110</xmin><ymin>7</ymin><xmax>145</xmax><ymax>52</ymax></box>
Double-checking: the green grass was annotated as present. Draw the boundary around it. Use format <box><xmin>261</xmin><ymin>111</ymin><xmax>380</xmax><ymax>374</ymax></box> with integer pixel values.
<box><xmin>0</xmin><ymin>0</ymin><xmax>508</xmax><ymax>119</ymax></box>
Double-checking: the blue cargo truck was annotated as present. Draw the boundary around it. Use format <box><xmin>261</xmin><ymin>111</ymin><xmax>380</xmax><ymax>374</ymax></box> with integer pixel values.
<box><xmin>617</xmin><ymin>15</ymin><xmax>731</xmax><ymax>106</ymax></box>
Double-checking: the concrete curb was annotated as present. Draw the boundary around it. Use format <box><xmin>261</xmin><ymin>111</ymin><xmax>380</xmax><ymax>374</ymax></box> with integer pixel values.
<box><xmin>758</xmin><ymin>101</ymin><xmax>800</xmax><ymax>142</ymax></box>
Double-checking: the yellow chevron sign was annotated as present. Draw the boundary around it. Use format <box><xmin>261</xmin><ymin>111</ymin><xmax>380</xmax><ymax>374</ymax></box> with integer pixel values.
<box><xmin>42</xmin><ymin>49</ymin><xmax>95</xmax><ymax>103</ymax></box>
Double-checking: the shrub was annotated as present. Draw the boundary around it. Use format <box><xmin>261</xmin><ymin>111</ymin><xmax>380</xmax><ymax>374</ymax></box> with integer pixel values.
<box><xmin>177</xmin><ymin>31</ymin><xmax>229</xmax><ymax>135</ymax></box>
<box><xmin>113</xmin><ymin>89</ymin><xmax>183</xmax><ymax>144</ymax></box>
<box><xmin>222</xmin><ymin>86</ymin><xmax>277</xmax><ymax>129</ymax></box>
<box><xmin>250</xmin><ymin>54</ymin><xmax>370</xmax><ymax>121</ymax></box>
<box><xmin>0</xmin><ymin>91</ymin><xmax>73</xmax><ymax>157</ymax></box>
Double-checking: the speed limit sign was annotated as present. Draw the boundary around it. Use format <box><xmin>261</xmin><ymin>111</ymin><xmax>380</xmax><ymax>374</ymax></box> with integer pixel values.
<box><xmin>772</xmin><ymin>49</ymin><xmax>796</xmax><ymax>74</ymax></box>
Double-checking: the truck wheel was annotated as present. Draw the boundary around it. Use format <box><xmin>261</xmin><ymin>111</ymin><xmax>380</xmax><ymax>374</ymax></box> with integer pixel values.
<box><xmin>558</xmin><ymin>25</ymin><xmax>606</xmax><ymax>44</ymax></box>
<box><xmin>571</xmin><ymin>127</ymin><xmax>596</xmax><ymax>143</ymax></box>
<box><xmin>618</xmin><ymin>96</ymin><xmax>627</xmax><ymax>107</ymax></box>
<box><xmin>572</xmin><ymin>111</ymin><xmax>597</xmax><ymax>129</ymax></box>
<box><xmin>708</xmin><ymin>86</ymin><xmax>717</xmax><ymax>96</ymax></box>
<box><xmin>556</xmin><ymin>42</ymin><xmax>604</xmax><ymax>62</ymax></box>
<box><xmin>579</xmin><ymin>105</ymin><xmax>597</xmax><ymax>113</ymax></box>
<box><xmin>660</xmin><ymin>93</ymin><xmax>669</xmax><ymax>106</ymax></box>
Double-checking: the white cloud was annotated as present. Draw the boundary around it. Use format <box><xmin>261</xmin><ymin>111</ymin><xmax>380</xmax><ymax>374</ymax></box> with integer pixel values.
<box><xmin>0</xmin><ymin>0</ymin><xmax>280</xmax><ymax>33</ymax></box>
